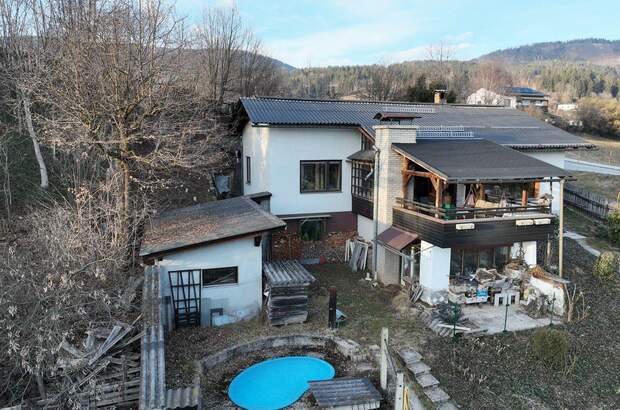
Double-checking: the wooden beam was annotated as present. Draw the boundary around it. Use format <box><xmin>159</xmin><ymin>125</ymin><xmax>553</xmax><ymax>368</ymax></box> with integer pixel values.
<box><xmin>401</xmin><ymin>170</ymin><xmax>434</xmax><ymax>179</ymax></box>
<box><xmin>521</xmin><ymin>185</ymin><xmax>528</xmax><ymax>207</ymax></box>
<box><xmin>559</xmin><ymin>179</ymin><xmax>565</xmax><ymax>278</ymax></box>
<box><xmin>401</xmin><ymin>158</ymin><xmax>410</xmax><ymax>198</ymax></box>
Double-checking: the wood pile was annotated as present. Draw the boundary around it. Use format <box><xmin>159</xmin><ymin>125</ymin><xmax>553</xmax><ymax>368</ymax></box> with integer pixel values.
<box><xmin>263</xmin><ymin>260</ymin><xmax>316</xmax><ymax>326</ymax></box>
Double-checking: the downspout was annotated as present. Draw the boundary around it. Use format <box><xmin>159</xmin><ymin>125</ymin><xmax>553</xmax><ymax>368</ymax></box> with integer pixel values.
<box><xmin>372</xmin><ymin>145</ymin><xmax>380</xmax><ymax>281</ymax></box>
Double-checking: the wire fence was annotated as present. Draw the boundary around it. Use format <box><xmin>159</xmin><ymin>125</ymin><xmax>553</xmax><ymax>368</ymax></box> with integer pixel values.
<box><xmin>564</xmin><ymin>183</ymin><xmax>616</xmax><ymax>220</ymax></box>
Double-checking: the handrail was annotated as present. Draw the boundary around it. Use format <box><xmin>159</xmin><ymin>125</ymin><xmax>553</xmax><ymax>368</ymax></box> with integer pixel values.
<box><xmin>395</xmin><ymin>197</ymin><xmax>551</xmax><ymax>220</ymax></box>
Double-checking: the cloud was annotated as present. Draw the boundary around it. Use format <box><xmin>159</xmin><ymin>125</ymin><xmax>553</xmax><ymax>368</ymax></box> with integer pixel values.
<box><xmin>265</xmin><ymin>16</ymin><xmax>422</xmax><ymax>67</ymax></box>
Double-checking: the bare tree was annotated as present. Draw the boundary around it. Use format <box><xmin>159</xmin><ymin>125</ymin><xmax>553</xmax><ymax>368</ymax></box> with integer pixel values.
<box><xmin>426</xmin><ymin>41</ymin><xmax>455</xmax><ymax>85</ymax></box>
<box><xmin>195</xmin><ymin>6</ymin><xmax>280</xmax><ymax>104</ymax></box>
<box><xmin>0</xmin><ymin>0</ymin><xmax>49</xmax><ymax>189</ymax></box>
<box><xmin>366</xmin><ymin>63</ymin><xmax>403</xmax><ymax>101</ymax></box>
<box><xmin>471</xmin><ymin>61</ymin><xmax>513</xmax><ymax>98</ymax></box>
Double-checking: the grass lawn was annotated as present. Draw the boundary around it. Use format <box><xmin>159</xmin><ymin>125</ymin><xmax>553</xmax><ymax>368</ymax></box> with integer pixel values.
<box><xmin>564</xmin><ymin>207</ymin><xmax>619</xmax><ymax>253</ymax></box>
<box><xmin>165</xmin><ymin>240</ymin><xmax>619</xmax><ymax>409</ymax></box>
<box><xmin>571</xmin><ymin>172</ymin><xmax>620</xmax><ymax>203</ymax></box>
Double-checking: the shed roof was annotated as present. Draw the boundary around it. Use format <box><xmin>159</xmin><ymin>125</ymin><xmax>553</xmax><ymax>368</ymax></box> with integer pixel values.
<box><xmin>239</xmin><ymin>97</ymin><xmax>593</xmax><ymax>150</ymax></box>
<box><xmin>347</xmin><ymin>149</ymin><xmax>375</xmax><ymax>162</ymax></box>
<box><xmin>393</xmin><ymin>139</ymin><xmax>569</xmax><ymax>182</ymax></box>
<box><xmin>140</xmin><ymin>196</ymin><xmax>285</xmax><ymax>257</ymax></box>
<box><xmin>263</xmin><ymin>260</ymin><xmax>316</xmax><ymax>287</ymax></box>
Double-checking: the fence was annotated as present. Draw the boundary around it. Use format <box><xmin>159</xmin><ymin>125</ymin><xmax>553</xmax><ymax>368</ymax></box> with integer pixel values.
<box><xmin>564</xmin><ymin>183</ymin><xmax>616</xmax><ymax>220</ymax></box>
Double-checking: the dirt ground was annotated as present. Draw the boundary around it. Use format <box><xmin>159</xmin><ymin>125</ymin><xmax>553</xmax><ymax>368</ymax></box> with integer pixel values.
<box><xmin>165</xmin><ymin>239</ymin><xmax>619</xmax><ymax>409</ymax></box>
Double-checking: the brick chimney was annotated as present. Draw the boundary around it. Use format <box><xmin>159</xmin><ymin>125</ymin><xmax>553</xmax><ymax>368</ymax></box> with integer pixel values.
<box><xmin>434</xmin><ymin>89</ymin><xmax>447</xmax><ymax>104</ymax></box>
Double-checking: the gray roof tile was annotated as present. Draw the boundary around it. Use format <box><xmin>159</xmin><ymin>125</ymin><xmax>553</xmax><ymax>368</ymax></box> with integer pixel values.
<box><xmin>240</xmin><ymin>97</ymin><xmax>592</xmax><ymax>149</ymax></box>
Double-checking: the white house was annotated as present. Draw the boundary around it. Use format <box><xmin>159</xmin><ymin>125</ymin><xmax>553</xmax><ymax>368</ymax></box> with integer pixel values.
<box><xmin>140</xmin><ymin>196</ymin><xmax>285</xmax><ymax>327</ymax></box>
<box><xmin>238</xmin><ymin>96</ymin><xmax>593</xmax><ymax>304</ymax></box>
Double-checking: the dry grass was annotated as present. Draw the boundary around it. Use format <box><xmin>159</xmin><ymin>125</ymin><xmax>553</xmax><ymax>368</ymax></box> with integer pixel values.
<box><xmin>567</xmin><ymin>133</ymin><xmax>620</xmax><ymax>165</ymax></box>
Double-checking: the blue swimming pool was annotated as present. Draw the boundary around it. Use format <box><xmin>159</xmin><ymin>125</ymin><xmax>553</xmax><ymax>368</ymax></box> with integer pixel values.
<box><xmin>228</xmin><ymin>356</ymin><xmax>335</xmax><ymax>410</ymax></box>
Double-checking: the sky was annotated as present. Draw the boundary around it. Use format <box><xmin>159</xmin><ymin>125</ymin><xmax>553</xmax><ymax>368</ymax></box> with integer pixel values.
<box><xmin>174</xmin><ymin>0</ymin><xmax>620</xmax><ymax>68</ymax></box>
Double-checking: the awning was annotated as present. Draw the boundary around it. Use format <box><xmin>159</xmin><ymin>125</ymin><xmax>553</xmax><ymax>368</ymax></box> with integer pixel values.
<box><xmin>392</xmin><ymin>139</ymin><xmax>570</xmax><ymax>183</ymax></box>
<box><xmin>347</xmin><ymin>149</ymin><xmax>375</xmax><ymax>162</ymax></box>
<box><xmin>377</xmin><ymin>227</ymin><xmax>419</xmax><ymax>251</ymax></box>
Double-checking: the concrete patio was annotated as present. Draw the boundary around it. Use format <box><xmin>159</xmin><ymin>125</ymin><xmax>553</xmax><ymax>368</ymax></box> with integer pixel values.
<box><xmin>461</xmin><ymin>304</ymin><xmax>555</xmax><ymax>334</ymax></box>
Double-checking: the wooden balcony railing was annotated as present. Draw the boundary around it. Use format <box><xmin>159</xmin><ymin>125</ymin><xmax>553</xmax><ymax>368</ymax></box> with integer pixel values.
<box><xmin>395</xmin><ymin>197</ymin><xmax>551</xmax><ymax>221</ymax></box>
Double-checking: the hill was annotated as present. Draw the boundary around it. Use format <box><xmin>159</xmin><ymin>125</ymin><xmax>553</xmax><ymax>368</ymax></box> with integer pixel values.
<box><xmin>478</xmin><ymin>38</ymin><xmax>620</xmax><ymax>66</ymax></box>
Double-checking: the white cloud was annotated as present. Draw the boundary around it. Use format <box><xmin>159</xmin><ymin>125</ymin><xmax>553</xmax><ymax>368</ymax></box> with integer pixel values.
<box><xmin>265</xmin><ymin>17</ymin><xmax>422</xmax><ymax>67</ymax></box>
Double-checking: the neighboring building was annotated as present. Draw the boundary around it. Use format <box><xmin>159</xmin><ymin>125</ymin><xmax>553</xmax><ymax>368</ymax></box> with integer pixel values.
<box><xmin>238</xmin><ymin>96</ymin><xmax>593</xmax><ymax>304</ymax></box>
<box><xmin>557</xmin><ymin>103</ymin><xmax>578</xmax><ymax>112</ymax></box>
<box><xmin>140</xmin><ymin>196</ymin><xmax>285</xmax><ymax>327</ymax></box>
<box><xmin>503</xmin><ymin>87</ymin><xmax>549</xmax><ymax>109</ymax></box>
<box><xmin>466</xmin><ymin>87</ymin><xmax>549</xmax><ymax>109</ymax></box>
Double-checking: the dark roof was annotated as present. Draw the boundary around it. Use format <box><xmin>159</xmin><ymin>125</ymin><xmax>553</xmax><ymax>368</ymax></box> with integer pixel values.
<box><xmin>373</xmin><ymin>111</ymin><xmax>421</xmax><ymax>121</ymax></box>
<box><xmin>505</xmin><ymin>87</ymin><xmax>546</xmax><ymax>97</ymax></box>
<box><xmin>309</xmin><ymin>378</ymin><xmax>382</xmax><ymax>408</ymax></box>
<box><xmin>140</xmin><ymin>196</ymin><xmax>285</xmax><ymax>257</ymax></box>
<box><xmin>239</xmin><ymin>97</ymin><xmax>591</xmax><ymax>150</ymax></box>
<box><xmin>347</xmin><ymin>149</ymin><xmax>375</xmax><ymax>162</ymax></box>
<box><xmin>393</xmin><ymin>139</ymin><xmax>569</xmax><ymax>182</ymax></box>
<box><xmin>377</xmin><ymin>227</ymin><xmax>419</xmax><ymax>251</ymax></box>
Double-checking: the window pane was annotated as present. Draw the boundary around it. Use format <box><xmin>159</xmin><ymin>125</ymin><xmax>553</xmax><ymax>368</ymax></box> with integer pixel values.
<box><xmin>450</xmin><ymin>249</ymin><xmax>462</xmax><ymax>277</ymax></box>
<box><xmin>317</xmin><ymin>163</ymin><xmax>326</xmax><ymax>190</ymax></box>
<box><xmin>301</xmin><ymin>163</ymin><xmax>316</xmax><ymax>191</ymax></box>
<box><xmin>327</xmin><ymin>162</ymin><xmax>341</xmax><ymax>190</ymax></box>
<box><xmin>494</xmin><ymin>246</ymin><xmax>509</xmax><ymax>269</ymax></box>
<box><xmin>463</xmin><ymin>249</ymin><xmax>477</xmax><ymax>275</ymax></box>
<box><xmin>479</xmin><ymin>248</ymin><xmax>493</xmax><ymax>269</ymax></box>
<box><xmin>300</xmin><ymin>219</ymin><xmax>323</xmax><ymax>241</ymax></box>
<box><xmin>202</xmin><ymin>267</ymin><xmax>238</xmax><ymax>286</ymax></box>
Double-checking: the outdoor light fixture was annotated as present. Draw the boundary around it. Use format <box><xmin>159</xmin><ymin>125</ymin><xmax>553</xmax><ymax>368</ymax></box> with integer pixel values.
<box><xmin>534</xmin><ymin>218</ymin><xmax>552</xmax><ymax>225</ymax></box>
<box><xmin>455</xmin><ymin>223</ymin><xmax>475</xmax><ymax>230</ymax></box>
<box><xmin>515</xmin><ymin>219</ymin><xmax>534</xmax><ymax>226</ymax></box>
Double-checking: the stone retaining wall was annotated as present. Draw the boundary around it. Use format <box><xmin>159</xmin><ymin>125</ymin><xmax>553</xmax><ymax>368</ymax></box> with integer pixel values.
<box><xmin>198</xmin><ymin>333</ymin><xmax>364</xmax><ymax>374</ymax></box>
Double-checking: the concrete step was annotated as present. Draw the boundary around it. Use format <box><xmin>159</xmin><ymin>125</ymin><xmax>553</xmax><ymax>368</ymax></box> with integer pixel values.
<box><xmin>438</xmin><ymin>401</ymin><xmax>460</xmax><ymax>410</ymax></box>
<box><xmin>416</xmin><ymin>373</ymin><xmax>440</xmax><ymax>389</ymax></box>
<box><xmin>408</xmin><ymin>361</ymin><xmax>431</xmax><ymax>376</ymax></box>
<box><xmin>399</xmin><ymin>348</ymin><xmax>422</xmax><ymax>365</ymax></box>
<box><xmin>424</xmin><ymin>386</ymin><xmax>451</xmax><ymax>405</ymax></box>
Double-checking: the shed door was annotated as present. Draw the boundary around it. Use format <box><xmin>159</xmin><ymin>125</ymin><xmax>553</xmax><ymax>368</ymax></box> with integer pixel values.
<box><xmin>168</xmin><ymin>269</ymin><xmax>201</xmax><ymax>327</ymax></box>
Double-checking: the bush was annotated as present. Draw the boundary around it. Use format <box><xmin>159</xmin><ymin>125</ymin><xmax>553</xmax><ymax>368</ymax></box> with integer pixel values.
<box><xmin>531</xmin><ymin>328</ymin><xmax>568</xmax><ymax>367</ymax></box>
<box><xmin>593</xmin><ymin>251</ymin><xmax>619</xmax><ymax>281</ymax></box>
<box><xmin>608</xmin><ymin>210</ymin><xmax>620</xmax><ymax>246</ymax></box>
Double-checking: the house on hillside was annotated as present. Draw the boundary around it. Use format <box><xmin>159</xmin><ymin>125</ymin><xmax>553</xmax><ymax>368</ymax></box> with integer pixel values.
<box><xmin>467</xmin><ymin>87</ymin><xmax>549</xmax><ymax>109</ymax></box>
<box><xmin>237</xmin><ymin>94</ymin><xmax>593</xmax><ymax>304</ymax></box>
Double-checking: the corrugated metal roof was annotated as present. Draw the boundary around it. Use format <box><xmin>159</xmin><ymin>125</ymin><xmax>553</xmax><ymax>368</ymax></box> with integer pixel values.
<box><xmin>347</xmin><ymin>149</ymin><xmax>375</xmax><ymax>162</ymax></box>
<box><xmin>393</xmin><ymin>139</ymin><xmax>569</xmax><ymax>182</ymax></box>
<box><xmin>140</xmin><ymin>196</ymin><xmax>285</xmax><ymax>257</ymax></box>
<box><xmin>240</xmin><ymin>97</ymin><xmax>592</xmax><ymax>149</ymax></box>
<box><xmin>263</xmin><ymin>260</ymin><xmax>316</xmax><ymax>287</ymax></box>
<box><xmin>377</xmin><ymin>227</ymin><xmax>418</xmax><ymax>251</ymax></box>
<box><xmin>505</xmin><ymin>87</ymin><xmax>546</xmax><ymax>97</ymax></box>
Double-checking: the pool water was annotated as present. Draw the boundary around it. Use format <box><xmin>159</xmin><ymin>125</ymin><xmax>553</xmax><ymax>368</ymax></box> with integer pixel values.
<box><xmin>228</xmin><ymin>356</ymin><xmax>335</xmax><ymax>410</ymax></box>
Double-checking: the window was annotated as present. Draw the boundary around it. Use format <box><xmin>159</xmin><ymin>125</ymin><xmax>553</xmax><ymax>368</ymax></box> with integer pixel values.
<box><xmin>245</xmin><ymin>156</ymin><xmax>251</xmax><ymax>184</ymax></box>
<box><xmin>202</xmin><ymin>267</ymin><xmax>238</xmax><ymax>287</ymax></box>
<box><xmin>351</xmin><ymin>161</ymin><xmax>373</xmax><ymax>200</ymax></box>
<box><xmin>450</xmin><ymin>246</ymin><xmax>511</xmax><ymax>277</ymax></box>
<box><xmin>300</xmin><ymin>161</ymin><xmax>341</xmax><ymax>193</ymax></box>
<box><xmin>300</xmin><ymin>219</ymin><xmax>324</xmax><ymax>241</ymax></box>
<box><xmin>361</xmin><ymin>136</ymin><xmax>373</xmax><ymax>151</ymax></box>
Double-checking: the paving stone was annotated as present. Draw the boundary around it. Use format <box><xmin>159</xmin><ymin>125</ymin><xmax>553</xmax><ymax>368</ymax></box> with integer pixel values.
<box><xmin>408</xmin><ymin>361</ymin><xmax>431</xmax><ymax>375</ymax></box>
<box><xmin>438</xmin><ymin>401</ymin><xmax>459</xmax><ymax>410</ymax></box>
<box><xmin>424</xmin><ymin>387</ymin><xmax>450</xmax><ymax>404</ymax></box>
<box><xmin>416</xmin><ymin>373</ymin><xmax>440</xmax><ymax>388</ymax></box>
<box><xmin>399</xmin><ymin>349</ymin><xmax>422</xmax><ymax>364</ymax></box>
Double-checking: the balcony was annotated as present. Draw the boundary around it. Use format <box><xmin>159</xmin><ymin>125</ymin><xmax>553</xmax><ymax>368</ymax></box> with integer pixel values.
<box><xmin>393</xmin><ymin>198</ymin><xmax>555</xmax><ymax>248</ymax></box>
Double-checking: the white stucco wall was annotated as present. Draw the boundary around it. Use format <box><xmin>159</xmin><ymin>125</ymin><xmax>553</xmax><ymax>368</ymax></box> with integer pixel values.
<box><xmin>523</xmin><ymin>150</ymin><xmax>566</xmax><ymax>214</ymax></box>
<box><xmin>242</xmin><ymin>124</ymin><xmax>362</xmax><ymax>215</ymax></box>
<box><xmin>357</xmin><ymin>214</ymin><xmax>375</xmax><ymax>242</ymax></box>
<box><xmin>419</xmin><ymin>240</ymin><xmax>451</xmax><ymax>305</ymax></box>
<box><xmin>157</xmin><ymin>236</ymin><xmax>262</xmax><ymax>326</ymax></box>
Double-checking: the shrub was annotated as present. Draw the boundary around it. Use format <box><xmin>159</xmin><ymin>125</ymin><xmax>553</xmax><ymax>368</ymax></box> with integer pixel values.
<box><xmin>593</xmin><ymin>251</ymin><xmax>619</xmax><ymax>281</ymax></box>
<box><xmin>608</xmin><ymin>210</ymin><xmax>620</xmax><ymax>246</ymax></box>
<box><xmin>531</xmin><ymin>328</ymin><xmax>568</xmax><ymax>367</ymax></box>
